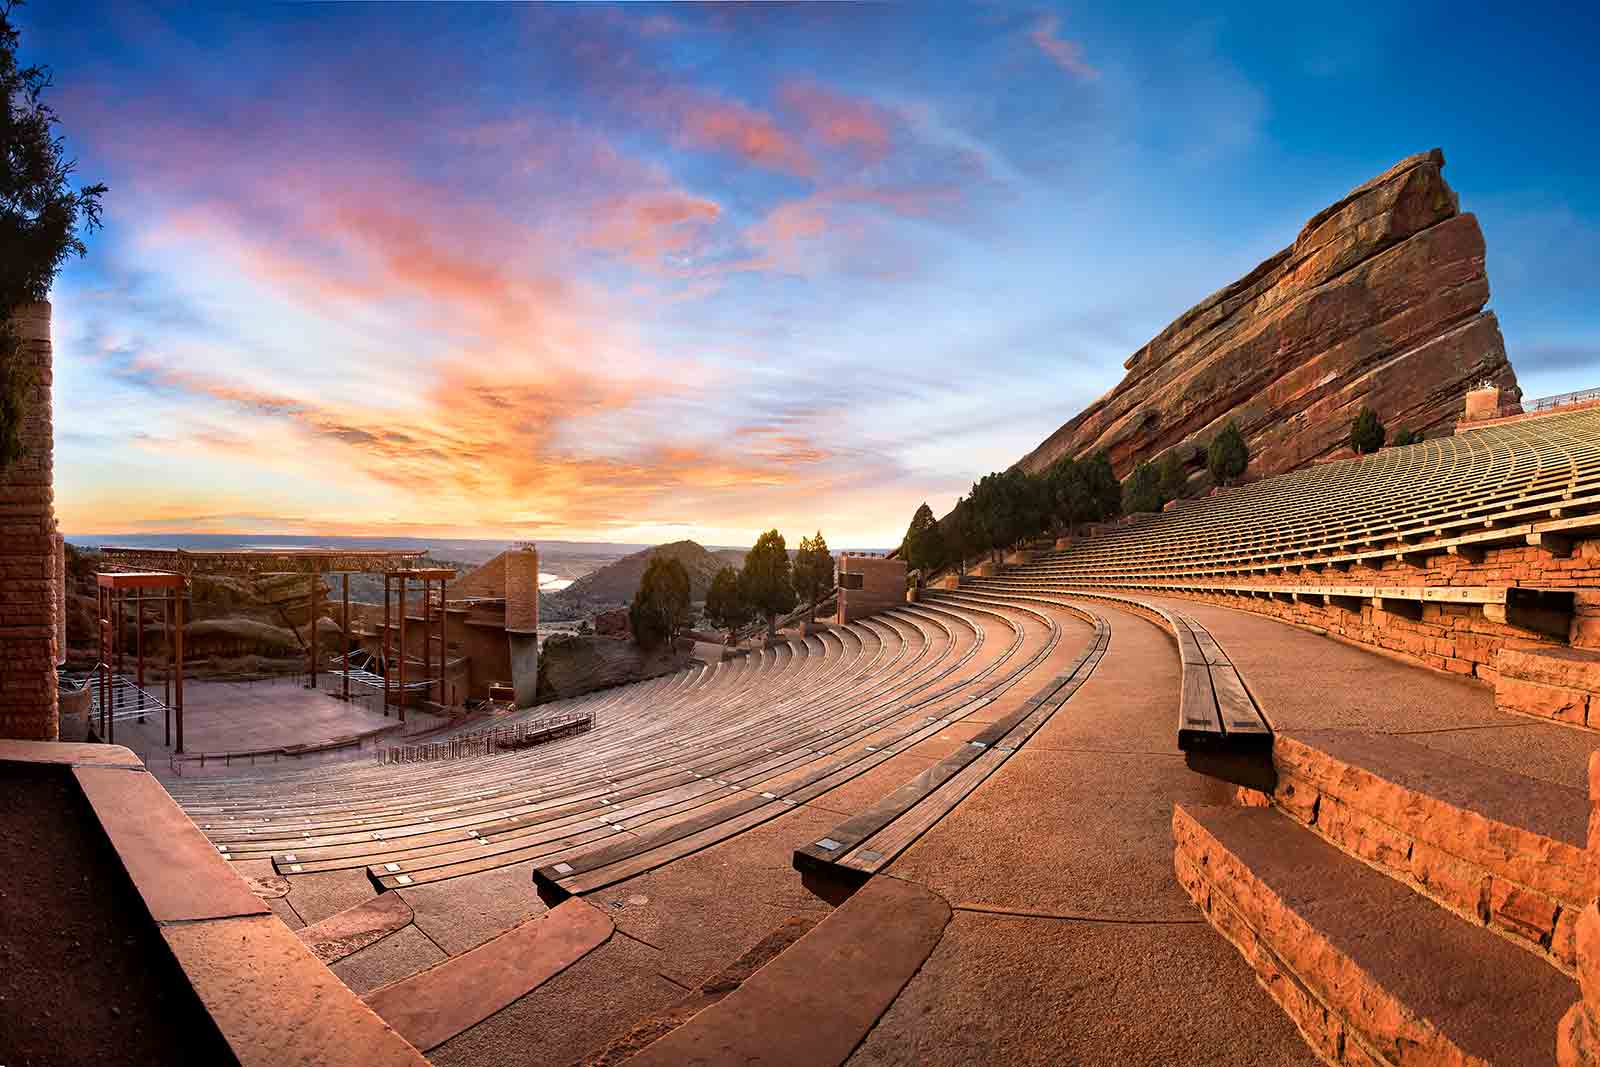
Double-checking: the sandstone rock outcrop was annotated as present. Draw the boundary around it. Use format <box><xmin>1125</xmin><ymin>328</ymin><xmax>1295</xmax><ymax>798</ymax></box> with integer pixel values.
<box><xmin>535</xmin><ymin>632</ymin><xmax>687</xmax><ymax>703</ymax></box>
<box><xmin>1018</xmin><ymin>149</ymin><xmax>1520</xmax><ymax>484</ymax></box>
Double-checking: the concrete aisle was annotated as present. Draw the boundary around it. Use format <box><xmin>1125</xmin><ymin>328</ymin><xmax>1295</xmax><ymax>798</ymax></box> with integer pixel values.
<box><xmin>1146</xmin><ymin>596</ymin><xmax>1598</xmax><ymax>790</ymax></box>
<box><xmin>429</xmin><ymin>606</ymin><xmax>1083</xmax><ymax>1066</ymax></box>
<box><xmin>852</xmin><ymin>603</ymin><xmax>1321</xmax><ymax>1067</ymax></box>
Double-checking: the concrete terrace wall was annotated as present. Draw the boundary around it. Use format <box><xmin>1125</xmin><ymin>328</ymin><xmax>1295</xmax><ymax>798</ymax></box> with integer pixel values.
<box><xmin>448</xmin><ymin>550</ymin><xmax>508</xmax><ymax>599</ymax></box>
<box><xmin>0</xmin><ymin>304</ymin><xmax>57</xmax><ymax>740</ymax></box>
<box><xmin>1116</xmin><ymin>534</ymin><xmax>1600</xmax><ymax>678</ymax></box>
<box><xmin>838</xmin><ymin>555</ymin><xmax>907</xmax><ymax>624</ymax></box>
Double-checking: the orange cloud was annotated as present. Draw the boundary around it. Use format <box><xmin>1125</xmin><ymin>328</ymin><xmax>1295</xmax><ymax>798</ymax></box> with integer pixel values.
<box><xmin>589</xmin><ymin>189</ymin><xmax>722</xmax><ymax>267</ymax></box>
<box><xmin>779</xmin><ymin>80</ymin><xmax>894</xmax><ymax>161</ymax></box>
<box><xmin>1030</xmin><ymin>14</ymin><xmax>1098</xmax><ymax>80</ymax></box>
<box><xmin>677</xmin><ymin>95</ymin><xmax>815</xmax><ymax>177</ymax></box>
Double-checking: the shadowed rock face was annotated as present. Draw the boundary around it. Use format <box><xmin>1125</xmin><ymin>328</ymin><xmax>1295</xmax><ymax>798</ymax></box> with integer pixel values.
<box><xmin>536</xmin><ymin>632</ymin><xmax>686</xmax><ymax>703</ymax></box>
<box><xmin>1018</xmin><ymin>149</ymin><xmax>1520</xmax><ymax>483</ymax></box>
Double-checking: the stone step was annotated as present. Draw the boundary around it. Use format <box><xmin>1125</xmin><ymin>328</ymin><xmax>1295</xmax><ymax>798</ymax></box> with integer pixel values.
<box><xmin>620</xmin><ymin>876</ymin><xmax>950</xmax><ymax>1066</ymax></box>
<box><xmin>575</xmin><ymin>916</ymin><xmax>822</xmax><ymax>1066</ymax></box>
<box><xmin>1175</xmin><ymin>803</ymin><xmax>1576</xmax><ymax>1065</ymax></box>
<box><xmin>1496</xmin><ymin>645</ymin><xmax>1600</xmax><ymax>731</ymax></box>
<box><xmin>295</xmin><ymin>891</ymin><xmax>414</xmax><ymax>965</ymax></box>
<box><xmin>362</xmin><ymin>898</ymin><xmax>613</xmax><ymax>1053</ymax></box>
<box><xmin>1265</xmin><ymin>729</ymin><xmax>1588</xmax><ymax>972</ymax></box>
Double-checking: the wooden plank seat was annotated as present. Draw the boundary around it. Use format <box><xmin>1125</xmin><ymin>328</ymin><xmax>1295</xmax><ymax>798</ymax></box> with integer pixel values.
<box><xmin>1003</xmin><ymin>409</ymin><xmax>1600</xmax><ymax>581</ymax></box>
<box><xmin>947</xmin><ymin>585</ymin><xmax>1271</xmax><ymax>753</ymax></box>
<box><xmin>228</xmin><ymin>620</ymin><xmax>934</xmax><ymax>863</ymax></box>
<box><xmin>190</xmin><ymin>605</ymin><xmax>1001</xmax><ymax>888</ymax></box>
<box><xmin>181</xmin><ymin>620</ymin><xmax>892</xmax><ymax>817</ymax></box>
<box><xmin>529</xmin><ymin>597</ymin><xmax>1068</xmax><ymax>900</ymax></box>
<box><xmin>792</xmin><ymin>596</ymin><xmax>1110</xmax><ymax>894</ymax></box>
<box><xmin>179</xmin><ymin>626</ymin><xmax>889</xmax><ymax>839</ymax></box>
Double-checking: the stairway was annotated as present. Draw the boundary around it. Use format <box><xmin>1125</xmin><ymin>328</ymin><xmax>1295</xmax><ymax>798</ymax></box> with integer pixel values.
<box><xmin>1177</xmin><ymin>729</ymin><xmax>1587</xmax><ymax>1065</ymax></box>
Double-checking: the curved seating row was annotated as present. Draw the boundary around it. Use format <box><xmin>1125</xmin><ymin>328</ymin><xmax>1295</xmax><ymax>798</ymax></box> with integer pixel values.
<box><xmin>1026</xmin><ymin>407</ymin><xmax>1600</xmax><ymax>583</ymax></box>
<box><xmin>162</xmin><ymin>596</ymin><xmax>1090</xmax><ymax>902</ymax></box>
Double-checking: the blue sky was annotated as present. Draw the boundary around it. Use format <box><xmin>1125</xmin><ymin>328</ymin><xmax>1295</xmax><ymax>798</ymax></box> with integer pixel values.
<box><xmin>20</xmin><ymin>1</ymin><xmax>1600</xmax><ymax>546</ymax></box>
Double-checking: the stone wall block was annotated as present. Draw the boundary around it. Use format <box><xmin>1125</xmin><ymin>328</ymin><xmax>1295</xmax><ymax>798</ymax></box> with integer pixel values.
<box><xmin>0</xmin><ymin>303</ymin><xmax>57</xmax><ymax>740</ymax></box>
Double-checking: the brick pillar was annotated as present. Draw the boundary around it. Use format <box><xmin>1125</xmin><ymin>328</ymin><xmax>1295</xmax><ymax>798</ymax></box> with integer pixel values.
<box><xmin>0</xmin><ymin>302</ymin><xmax>58</xmax><ymax>740</ymax></box>
<box><xmin>837</xmin><ymin>554</ymin><xmax>908</xmax><ymax>624</ymax></box>
<box><xmin>53</xmin><ymin>528</ymin><xmax>64</xmax><ymax>666</ymax></box>
<box><xmin>1558</xmin><ymin>752</ymin><xmax>1600</xmax><ymax>1064</ymax></box>
<box><xmin>1463</xmin><ymin>385</ymin><xmax>1502</xmax><ymax>422</ymax></box>
<box><xmin>504</xmin><ymin>545</ymin><xmax>539</xmax><ymax>708</ymax></box>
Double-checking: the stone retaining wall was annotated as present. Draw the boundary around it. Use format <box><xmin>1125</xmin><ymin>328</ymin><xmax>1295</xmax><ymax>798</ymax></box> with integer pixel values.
<box><xmin>1251</xmin><ymin>736</ymin><xmax>1584</xmax><ymax>974</ymax></box>
<box><xmin>837</xmin><ymin>555</ymin><xmax>907</xmax><ymax>624</ymax></box>
<box><xmin>1062</xmin><ymin>532</ymin><xmax>1600</xmax><ymax>688</ymax></box>
<box><xmin>0</xmin><ymin>304</ymin><xmax>57</xmax><ymax>740</ymax></box>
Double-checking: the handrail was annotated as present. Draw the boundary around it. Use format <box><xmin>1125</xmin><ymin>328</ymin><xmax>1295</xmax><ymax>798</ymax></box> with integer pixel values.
<box><xmin>376</xmin><ymin>709</ymin><xmax>594</xmax><ymax>764</ymax></box>
<box><xmin>1530</xmin><ymin>386</ymin><xmax>1600</xmax><ymax>412</ymax></box>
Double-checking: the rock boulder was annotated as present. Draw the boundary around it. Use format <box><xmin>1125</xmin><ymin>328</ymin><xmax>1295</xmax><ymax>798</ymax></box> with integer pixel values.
<box><xmin>1017</xmin><ymin>149</ymin><xmax>1520</xmax><ymax>484</ymax></box>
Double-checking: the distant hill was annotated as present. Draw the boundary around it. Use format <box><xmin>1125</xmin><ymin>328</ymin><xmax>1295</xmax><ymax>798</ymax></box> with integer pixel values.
<box><xmin>542</xmin><ymin>540</ymin><xmax>732</xmax><ymax>620</ymax></box>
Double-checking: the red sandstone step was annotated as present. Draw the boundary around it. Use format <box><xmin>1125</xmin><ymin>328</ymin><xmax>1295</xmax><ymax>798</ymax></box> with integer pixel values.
<box><xmin>1269</xmin><ymin>729</ymin><xmax>1588</xmax><ymax>970</ymax></box>
<box><xmin>295</xmin><ymin>891</ymin><xmax>414</xmax><ymax>965</ymax></box>
<box><xmin>1496</xmin><ymin>645</ymin><xmax>1600</xmax><ymax>730</ymax></box>
<box><xmin>1175</xmin><ymin>803</ymin><xmax>1575</xmax><ymax>1065</ymax></box>
<box><xmin>622</xmin><ymin>876</ymin><xmax>951</xmax><ymax>1066</ymax></box>
<box><xmin>362</xmin><ymin>898</ymin><xmax>613</xmax><ymax>1052</ymax></box>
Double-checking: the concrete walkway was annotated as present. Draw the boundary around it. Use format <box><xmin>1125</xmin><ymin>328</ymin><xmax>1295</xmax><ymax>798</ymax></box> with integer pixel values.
<box><xmin>1144</xmin><ymin>596</ymin><xmax>1598</xmax><ymax>790</ymax></box>
<box><xmin>424</xmin><ymin>604</ymin><xmax>1079</xmax><ymax>1066</ymax></box>
<box><xmin>852</xmin><ymin>603</ymin><xmax>1319</xmax><ymax>1067</ymax></box>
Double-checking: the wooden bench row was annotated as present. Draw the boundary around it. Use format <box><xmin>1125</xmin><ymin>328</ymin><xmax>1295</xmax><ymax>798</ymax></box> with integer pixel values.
<box><xmin>791</xmin><ymin>595</ymin><xmax>1110</xmax><ymax>894</ymax></box>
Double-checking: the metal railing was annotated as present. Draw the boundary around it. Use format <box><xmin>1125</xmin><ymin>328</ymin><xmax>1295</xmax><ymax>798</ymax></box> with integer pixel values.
<box><xmin>1530</xmin><ymin>386</ymin><xmax>1600</xmax><ymax>412</ymax></box>
<box><xmin>376</xmin><ymin>709</ymin><xmax>594</xmax><ymax>764</ymax></box>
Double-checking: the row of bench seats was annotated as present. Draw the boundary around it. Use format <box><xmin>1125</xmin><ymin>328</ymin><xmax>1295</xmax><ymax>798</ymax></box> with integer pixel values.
<box><xmin>1025</xmin><ymin>406</ymin><xmax>1600</xmax><ymax>583</ymax></box>
<box><xmin>165</xmin><ymin>596</ymin><xmax>1092</xmax><ymax>901</ymax></box>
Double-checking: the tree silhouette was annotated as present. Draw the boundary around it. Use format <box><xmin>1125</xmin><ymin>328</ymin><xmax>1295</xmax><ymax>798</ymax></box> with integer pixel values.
<box><xmin>0</xmin><ymin>2</ymin><xmax>107</xmax><ymax>467</ymax></box>
<box><xmin>630</xmin><ymin>555</ymin><xmax>691</xmax><ymax>649</ymax></box>
<box><xmin>792</xmin><ymin>531</ymin><xmax>834</xmax><ymax>622</ymax></box>
<box><xmin>741</xmin><ymin>530</ymin><xmax>797</xmax><ymax>639</ymax></box>
<box><xmin>1207</xmin><ymin>420</ymin><xmax>1249</xmax><ymax>485</ymax></box>
<box><xmin>1349</xmin><ymin>406</ymin><xmax>1386</xmax><ymax>454</ymax></box>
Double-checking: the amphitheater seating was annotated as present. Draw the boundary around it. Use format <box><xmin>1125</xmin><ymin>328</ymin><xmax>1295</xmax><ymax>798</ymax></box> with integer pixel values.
<box><xmin>1007</xmin><ymin>406</ymin><xmax>1600</xmax><ymax>585</ymax></box>
<box><xmin>163</xmin><ymin>593</ymin><xmax>1094</xmax><ymax>911</ymax></box>
<box><xmin>793</xmin><ymin>595</ymin><xmax>1109</xmax><ymax>892</ymax></box>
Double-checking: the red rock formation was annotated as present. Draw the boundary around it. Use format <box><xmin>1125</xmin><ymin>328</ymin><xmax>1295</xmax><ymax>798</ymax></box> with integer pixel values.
<box><xmin>1017</xmin><ymin>149</ymin><xmax>1520</xmax><ymax>483</ymax></box>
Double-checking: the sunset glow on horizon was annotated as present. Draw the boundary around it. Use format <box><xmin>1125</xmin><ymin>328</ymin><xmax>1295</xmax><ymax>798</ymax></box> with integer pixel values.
<box><xmin>29</xmin><ymin>2</ymin><xmax>1600</xmax><ymax>547</ymax></box>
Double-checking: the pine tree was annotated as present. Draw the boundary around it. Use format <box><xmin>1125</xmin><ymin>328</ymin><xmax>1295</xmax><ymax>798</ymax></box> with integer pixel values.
<box><xmin>740</xmin><ymin>530</ymin><xmax>797</xmax><ymax>638</ymax></box>
<box><xmin>630</xmin><ymin>555</ymin><xmax>691</xmax><ymax>649</ymax></box>
<box><xmin>899</xmin><ymin>503</ymin><xmax>946</xmax><ymax>575</ymax></box>
<box><xmin>1156</xmin><ymin>451</ymin><xmax>1188</xmax><ymax>503</ymax></box>
<box><xmin>0</xmin><ymin>4</ymin><xmax>106</xmax><ymax>467</ymax></box>
<box><xmin>1122</xmin><ymin>460</ymin><xmax>1164</xmax><ymax>514</ymax></box>
<box><xmin>1349</xmin><ymin>406</ymin><xmax>1386</xmax><ymax>454</ymax></box>
<box><xmin>792</xmin><ymin>531</ymin><xmax>834</xmax><ymax>621</ymax></box>
<box><xmin>1207</xmin><ymin>420</ymin><xmax>1249</xmax><ymax>485</ymax></box>
<box><xmin>703</xmin><ymin>566</ymin><xmax>750</xmax><ymax>644</ymax></box>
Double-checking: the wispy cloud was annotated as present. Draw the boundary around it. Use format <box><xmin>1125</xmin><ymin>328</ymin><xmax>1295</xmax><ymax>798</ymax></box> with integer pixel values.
<box><xmin>1029</xmin><ymin>14</ymin><xmax>1098</xmax><ymax>80</ymax></box>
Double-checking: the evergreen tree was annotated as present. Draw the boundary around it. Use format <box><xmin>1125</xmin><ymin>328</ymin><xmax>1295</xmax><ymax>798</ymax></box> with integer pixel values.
<box><xmin>1085</xmin><ymin>451</ymin><xmax>1122</xmax><ymax>520</ymax></box>
<box><xmin>1349</xmin><ymin>405</ymin><xmax>1386</xmax><ymax>454</ymax></box>
<box><xmin>0</xmin><ymin>4</ymin><xmax>106</xmax><ymax>467</ymax></box>
<box><xmin>1392</xmin><ymin>427</ymin><xmax>1420</xmax><ymax>447</ymax></box>
<box><xmin>740</xmin><ymin>530</ymin><xmax>797</xmax><ymax>638</ymax></box>
<box><xmin>1156</xmin><ymin>451</ymin><xmax>1188</xmax><ymax>503</ymax></box>
<box><xmin>899</xmin><ymin>502</ymin><xmax>946</xmax><ymax>574</ymax></box>
<box><xmin>1207</xmin><ymin>420</ymin><xmax>1249</xmax><ymax>485</ymax></box>
<box><xmin>954</xmin><ymin>495</ymin><xmax>984</xmax><ymax>575</ymax></box>
<box><xmin>792</xmin><ymin>531</ymin><xmax>834</xmax><ymax>621</ymax></box>
<box><xmin>630</xmin><ymin>555</ymin><xmax>691</xmax><ymax>649</ymax></box>
<box><xmin>1122</xmin><ymin>460</ymin><xmax>1164</xmax><ymax>514</ymax></box>
<box><xmin>703</xmin><ymin>566</ymin><xmax>750</xmax><ymax>644</ymax></box>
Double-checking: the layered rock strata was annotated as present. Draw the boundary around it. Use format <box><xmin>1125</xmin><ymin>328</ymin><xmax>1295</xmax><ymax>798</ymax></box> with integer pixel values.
<box><xmin>1018</xmin><ymin>149</ymin><xmax>1520</xmax><ymax>482</ymax></box>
